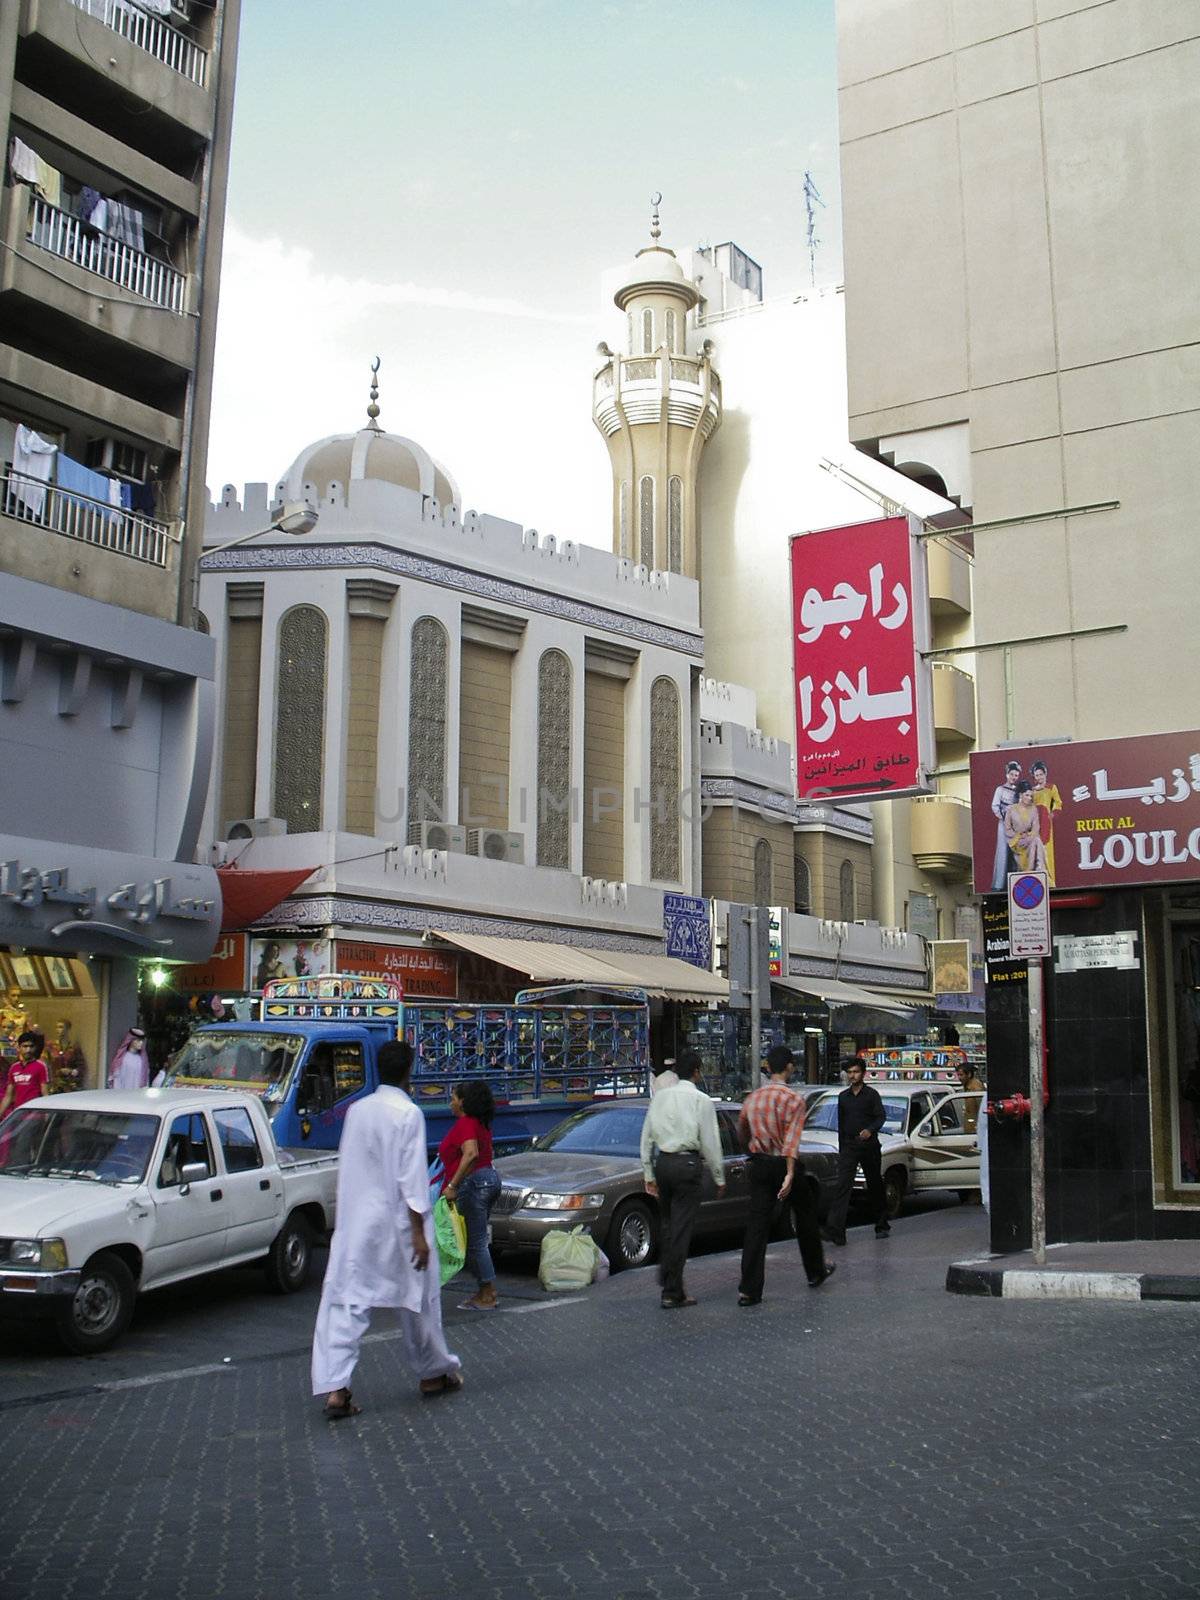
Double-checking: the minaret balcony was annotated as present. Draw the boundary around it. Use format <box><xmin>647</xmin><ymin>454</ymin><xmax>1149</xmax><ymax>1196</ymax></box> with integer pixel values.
<box><xmin>593</xmin><ymin>354</ymin><xmax>721</xmax><ymax>440</ymax></box>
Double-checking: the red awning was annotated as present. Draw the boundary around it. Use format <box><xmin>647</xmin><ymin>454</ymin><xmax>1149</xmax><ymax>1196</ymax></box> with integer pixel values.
<box><xmin>216</xmin><ymin>867</ymin><xmax>318</xmax><ymax>932</ymax></box>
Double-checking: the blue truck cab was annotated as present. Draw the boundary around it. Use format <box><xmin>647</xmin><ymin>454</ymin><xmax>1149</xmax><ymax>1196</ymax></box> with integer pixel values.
<box><xmin>163</xmin><ymin>974</ymin><xmax>651</xmax><ymax>1153</ymax></box>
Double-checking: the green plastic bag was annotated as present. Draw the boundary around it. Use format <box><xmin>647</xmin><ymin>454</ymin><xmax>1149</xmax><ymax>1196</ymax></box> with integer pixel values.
<box><xmin>433</xmin><ymin>1195</ymin><xmax>467</xmax><ymax>1286</ymax></box>
<box><xmin>538</xmin><ymin>1224</ymin><xmax>599</xmax><ymax>1292</ymax></box>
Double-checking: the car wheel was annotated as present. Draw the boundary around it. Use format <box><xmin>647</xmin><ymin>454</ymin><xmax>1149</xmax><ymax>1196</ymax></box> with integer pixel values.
<box><xmin>265</xmin><ymin>1212</ymin><xmax>314</xmax><ymax>1294</ymax></box>
<box><xmin>607</xmin><ymin>1199</ymin><xmax>659</xmax><ymax>1271</ymax></box>
<box><xmin>56</xmin><ymin>1251</ymin><xmax>135</xmax><ymax>1355</ymax></box>
<box><xmin>883</xmin><ymin>1168</ymin><xmax>906</xmax><ymax>1220</ymax></box>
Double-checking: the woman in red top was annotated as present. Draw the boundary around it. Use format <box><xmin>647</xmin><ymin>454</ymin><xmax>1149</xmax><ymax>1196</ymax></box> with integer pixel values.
<box><xmin>438</xmin><ymin>1080</ymin><xmax>500</xmax><ymax>1311</ymax></box>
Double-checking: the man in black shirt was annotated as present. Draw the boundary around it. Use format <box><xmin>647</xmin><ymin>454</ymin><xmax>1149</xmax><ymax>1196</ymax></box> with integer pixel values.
<box><xmin>822</xmin><ymin>1059</ymin><xmax>890</xmax><ymax>1246</ymax></box>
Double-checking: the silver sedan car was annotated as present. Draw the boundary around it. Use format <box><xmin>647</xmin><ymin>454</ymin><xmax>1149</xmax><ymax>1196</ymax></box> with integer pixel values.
<box><xmin>489</xmin><ymin>1098</ymin><xmax>839</xmax><ymax>1271</ymax></box>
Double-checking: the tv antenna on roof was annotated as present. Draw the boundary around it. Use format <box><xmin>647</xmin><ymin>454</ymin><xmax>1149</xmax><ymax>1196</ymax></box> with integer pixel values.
<box><xmin>803</xmin><ymin>171</ymin><xmax>825</xmax><ymax>288</ymax></box>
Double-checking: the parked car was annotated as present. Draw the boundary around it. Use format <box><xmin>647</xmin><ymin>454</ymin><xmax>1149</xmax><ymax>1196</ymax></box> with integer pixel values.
<box><xmin>489</xmin><ymin>1098</ymin><xmax>840</xmax><ymax>1270</ymax></box>
<box><xmin>799</xmin><ymin>1084</ymin><xmax>984</xmax><ymax>1217</ymax></box>
<box><xmin>0</xmin><ymin>1089</ymin><xmax>338</xmax><ymax>1353</ymax></box>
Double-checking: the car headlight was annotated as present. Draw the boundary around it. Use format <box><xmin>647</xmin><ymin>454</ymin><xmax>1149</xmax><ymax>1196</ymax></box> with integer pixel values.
<box><xmin>8</xmin><ymin>1238</ymin><xmax>67</xmax><ymax>1269</ymax></box>
<box><xmin>522</xmin><ymin>1192</ymin><xmax>605</xmax><ymax>1211</ymax></box>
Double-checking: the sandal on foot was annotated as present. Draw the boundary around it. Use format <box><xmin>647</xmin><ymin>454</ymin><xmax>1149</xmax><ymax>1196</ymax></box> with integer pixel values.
<box><xmin>323</xmin><ymin>1391</ymin><xmax>361</xmax><ymax>1421</ymax></box>
<box><xmin>420</xmin><ymin>1371</ymin><xmax>464</xmax><ymax>1398</ymax></box>
<box><xmin>457</xmin><ymin>1296</ymin><xmax>497</xmax><ymax>1311</ymax></box>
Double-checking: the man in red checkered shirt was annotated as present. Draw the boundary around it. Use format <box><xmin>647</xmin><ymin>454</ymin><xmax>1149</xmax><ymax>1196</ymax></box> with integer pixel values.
<box><xmin>736</xmin><ymin>1044</ymin><xmax>834</xmax><ymax>1305</ymax></box>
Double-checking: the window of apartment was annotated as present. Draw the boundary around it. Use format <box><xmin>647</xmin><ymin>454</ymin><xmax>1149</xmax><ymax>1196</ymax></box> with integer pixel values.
<box><xmin>273</xmin><ymin>605</ymin><xmax>326</xmax><ymax>833</ymax></box>
<box><xmin>794</xmin><ymin>854</ymin><xmax>812</xmax><ymax>915</ymax></box>
<box><xmin>753</xmin><ymin>839</ymin><xmax>773</xmax><ymax>906</ymax></box>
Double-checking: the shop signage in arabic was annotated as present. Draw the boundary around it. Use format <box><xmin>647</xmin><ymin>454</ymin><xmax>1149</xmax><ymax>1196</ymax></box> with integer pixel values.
<box><xmin>0</xmin><ymin>860</ymin><xmax>214</xmax><ymax>921</ymax></box>
<box><xmin>1053</xmin><ymin>932</ymin><xmax>1140</xmax><ymax>973</ymax></box>
<box><xmin>790</xmin><ymin>516</ymin><xmax>934</xmax><ymax>803</ymax></box>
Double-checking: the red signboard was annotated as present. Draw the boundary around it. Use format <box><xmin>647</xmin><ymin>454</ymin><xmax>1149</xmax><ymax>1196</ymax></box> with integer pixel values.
<box><xmin>790</xmin><ymin>517</ymin><xmax>933</xmax><ymax>801</ymax></box>
<box><xmin>334</xmin><ymin>941</ymin><xmax>458</xmax><ymax>998</ymax></box>
<box><xmin>970</xmin><ymin>731</ymin><xmax>1200</xmax><ymax>893</ymax></box>
<box><xmin>171</xmin><ymin>934</ymin><xmax>247</xmax><ymax>992</ymax></box>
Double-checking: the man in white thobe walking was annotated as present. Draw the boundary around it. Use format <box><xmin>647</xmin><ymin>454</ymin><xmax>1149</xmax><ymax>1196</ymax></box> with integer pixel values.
<box><xmin>311</xmin><ymin>1040</ymin><xmax>462</xmax><ymax>1417</ymax></box>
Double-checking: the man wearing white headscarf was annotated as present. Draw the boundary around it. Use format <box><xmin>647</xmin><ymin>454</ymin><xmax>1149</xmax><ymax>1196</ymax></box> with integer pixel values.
<box><xmin>108</xmin><ymin>1028</ymin><xmax>149</xmax><ymax>1090</ymax></box>
<box><xmin>311</xmin><ymin>1039</ymin><xmax>462</xmax><ymax>1418</ymax></box>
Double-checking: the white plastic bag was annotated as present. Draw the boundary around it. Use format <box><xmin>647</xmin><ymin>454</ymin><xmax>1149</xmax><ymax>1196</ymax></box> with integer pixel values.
<box><xmin>593</xmin><ymin>1247</ymin><xmax>610</xmax><ymax>1283</ymax></box>
<box><xmin>538</xmin><ymin>1225</ymin><xmax>599</xmax><ymax>1292</ymax></box>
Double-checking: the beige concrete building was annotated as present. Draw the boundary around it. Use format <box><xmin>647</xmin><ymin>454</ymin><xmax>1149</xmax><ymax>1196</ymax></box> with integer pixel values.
<box><xmin>836</xmin><ymin>1</ymin><xmax>1200</xmax><ymax>1242</ymax></box>
<box><xmin>0</xmin><ymin>0</ymin><xmax>240</xmax><ymax>1078</ymax></box>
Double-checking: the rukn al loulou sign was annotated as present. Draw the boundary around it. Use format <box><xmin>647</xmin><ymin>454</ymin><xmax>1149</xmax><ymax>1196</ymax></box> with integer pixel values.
<box><xmin>790</xmin><ymin>516</ymin><xmax>935</xmax><ymax>803</ymax></box>
<box><xmin>970</xmin><ymin>730</ymin><xmax>1200</xmax><ymax>893</ymax></box>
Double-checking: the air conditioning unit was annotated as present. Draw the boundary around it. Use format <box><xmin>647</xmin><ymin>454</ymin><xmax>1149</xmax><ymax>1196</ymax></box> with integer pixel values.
<box><xmin>468</xmin><ymin>828</ymin><xmax>525</xmax><ymax>865</ymax></box>
<box><xmin>85</xmin><ymin>436</ymin><xmax>148</xmax><ymax>484</ymax></box>
<box><xmin>226</xmin><ymin>817</ymin><xmax>287</xmax><ymax>841</ymax></box>
<box><xmin>407</xmin><ymin>820</ymin><xmax>468</xmax><ymax>854</ymax></box>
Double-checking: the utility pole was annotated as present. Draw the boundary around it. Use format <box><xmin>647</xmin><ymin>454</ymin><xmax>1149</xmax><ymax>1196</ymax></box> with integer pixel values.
<box><xmin>747</xmin><ymin>904</ymin><xmax>761</xmax><ymax>1096</ymax></box>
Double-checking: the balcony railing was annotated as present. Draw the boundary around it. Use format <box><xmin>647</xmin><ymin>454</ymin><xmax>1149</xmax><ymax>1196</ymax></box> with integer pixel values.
<box><xmin>26</xmin><ymin>194</ymin><xmax>187</xmax><ymax>313</ymax></box>
<box><xmin>67</xmin><ymin>0</ymin><xmax>208</xmax><ymax>87</ymax></box>
<box><xmin>3</xmin><ymin>470</ymin><xmax>176</xmax><ymax>567</ymax></box>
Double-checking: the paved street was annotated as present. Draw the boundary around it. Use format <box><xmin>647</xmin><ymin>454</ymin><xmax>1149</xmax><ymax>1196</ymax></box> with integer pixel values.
<box><xmin>3</xmin><ymin>1203</ymin><xmax>1198</xmax><ymax>1600</ymax></box>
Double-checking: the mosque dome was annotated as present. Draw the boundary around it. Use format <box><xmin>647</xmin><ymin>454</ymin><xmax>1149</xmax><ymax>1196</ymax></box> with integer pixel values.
<box><xmin>612</xmin><ymin>244</ymin><xmax>700</xmax><ymax>311</ymax></box>
<box><xmin>278</xmin><ymin>425</ymin><xmax>460</xmax><ymax>508</ymax></box>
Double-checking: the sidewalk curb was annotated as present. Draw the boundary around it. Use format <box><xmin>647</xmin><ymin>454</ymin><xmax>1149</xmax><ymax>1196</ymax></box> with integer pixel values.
<box><xmin>946</xmin><ymin>1259</ymin><xmax>1200</xmax><ymax>1302</ymax></box>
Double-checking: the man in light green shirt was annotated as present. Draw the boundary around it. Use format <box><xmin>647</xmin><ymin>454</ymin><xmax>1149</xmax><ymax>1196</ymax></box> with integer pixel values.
<box><xmin>640</xmin><ymin>1052</ymin><xmax>725</xmax><ymax>1308</ymax></box>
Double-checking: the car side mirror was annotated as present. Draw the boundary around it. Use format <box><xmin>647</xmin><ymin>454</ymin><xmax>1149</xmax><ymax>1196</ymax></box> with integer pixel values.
<box><xmin>179</xmin><ymin>1161</ymin><xmax>208</xmax><ymax>1194</ymax></box>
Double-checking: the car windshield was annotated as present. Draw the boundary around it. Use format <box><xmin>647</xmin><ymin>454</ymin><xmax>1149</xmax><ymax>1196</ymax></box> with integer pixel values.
<box><xmin>165</xmin><ymin>1032</ymin><xmax>303</xmax><ymax>1101</ymax></box>
<box><xmin>0</xmin><ymin>1107</ymin><xmax>159</xmax><ymax>1184</ymax></box>
<box><xmin>804</xmin><ymin>1094</ymin><xmax>909</xmax><ymax>1134</ymax></box>
<box><xmin>535</xmin><ymin>1105</ymin><xmax>645</xmax><ymax>1157</ymax></box>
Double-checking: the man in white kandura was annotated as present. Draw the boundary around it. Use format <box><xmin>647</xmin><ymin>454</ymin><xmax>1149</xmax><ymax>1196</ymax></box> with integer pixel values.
<box><xmin>311</xmin><ymin>1039</ymin><xmax>463</xmax><ymax>1418</ymax></box>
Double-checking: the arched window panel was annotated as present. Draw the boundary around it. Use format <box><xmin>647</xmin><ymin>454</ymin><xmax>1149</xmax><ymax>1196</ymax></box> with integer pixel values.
<box><xmin>627</xmin><ymin>311</ymin><xmax>635</xmax><ymax>355</ymax></box>
<box><xmin>668</xmin><ymin>476</ymin><xmax>682</xmax><ymax>574</ymax></box>
<box><xmin>536</xmin><ymin>649</ymin><xmax>572</xmax><ymax>869</ymax></box>
<box><xmin>619</xmin><ymin>481</ymin><xmax>630</xmax><ymax>560</ymax></box>
<box><xmin>407</xmin><ymin>616</ymin><xmax>449</xmax><ymax>827</ymax></box>
<box><xmin>639</xmin><ymin>475</ymin><xmax>654</xmax><ymax>571</ymax></box>
<box><xmin>273</xmin><ymin>605</ymin><xmax>327</xmax><ymax>833</ymax></box>
<box><xmin>754</xmin><ymin>839</ymin><xmax>773</xmax><ymax>906</ymax></box>
<box><xmin>794</xmin><ymin>853</ymin><xmax>812</xmax><ymax>915</ymax></box>
<box><xmin>665</xmin><ymin>308</ymin><xmax>677</xmax><ymax>353</ymax></box>
<box><xmin>641</xmin><ymin>307</ymin><xmax>654</xmax><ymax>354</ymax></box>
<box><xmin>839</xmin><ymin>859</ymin><xmax>856</xmax><ymax>921</ymax></box>
<box><xmin>649</xmin><ymin>676</ymin><xmax>681</xmax><ymax>881</ymax></box>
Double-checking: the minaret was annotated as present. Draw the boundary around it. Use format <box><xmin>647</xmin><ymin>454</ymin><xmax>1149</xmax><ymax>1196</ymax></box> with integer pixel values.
<box><xmin>592</xmin><ymin>195</ymin><xmax>721</xmax><ymax>580</ymax></box>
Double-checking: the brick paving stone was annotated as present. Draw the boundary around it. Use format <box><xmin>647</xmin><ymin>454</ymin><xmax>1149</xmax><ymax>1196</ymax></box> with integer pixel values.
<box><xmin>3</xmin><ymin>1208</ymin><xmax>1200</xmax><ymax>1598</ymax></box>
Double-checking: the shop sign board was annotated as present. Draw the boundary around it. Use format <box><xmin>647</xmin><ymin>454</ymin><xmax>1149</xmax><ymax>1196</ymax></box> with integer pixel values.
<box><xmin>662</xmin><ymin>892</ymin><xmax>713</xmax><ymax>971</ymax></box>
<box><xmin>790</xmin><ymin>516</ymin><xmax>935</xmax><ymax>803</ymax></box>
<box><xmin>1053</xmin><ymin>931</ymin><xmax>1140</xmax><ymax>973</ymax></box>
<box><xmin>971</xmin><ymin>730</ymin><xmax>1200</xmax><ymax>893</ymax></box>
<box><xmin>172</xmin><ymin>934</ymin><xmax>248</xmax><ymax>992</ymax></box>
<box><xmin>1008</xmin><ymin>871</ymin><xmax>1051</xmax><ymax>958</ymax></box>
<box><xmin>931</xmin><ymin>940</ymin><xmax>971</xmax><ymax>995</ymax></box>
<box><xmin>767</xmin><ymin>907</ymin><xmax>784</xmax><ymax>978</ymax></box>
<box><xmin>334</xmin><ymin>941</ymin><xmax>458</xmax><ymax>997</ymax></box>
<box><xmin>249</xmin><ymin>936</ymin><xmax>332</xmax><ymax>990</ymax></box>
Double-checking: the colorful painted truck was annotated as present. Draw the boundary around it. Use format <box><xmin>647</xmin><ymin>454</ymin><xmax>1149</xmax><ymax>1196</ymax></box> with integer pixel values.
<box><xmin>162</xmin><ymin>975</ymin><xmax>650</xmax><ymax>1151</ymax></box>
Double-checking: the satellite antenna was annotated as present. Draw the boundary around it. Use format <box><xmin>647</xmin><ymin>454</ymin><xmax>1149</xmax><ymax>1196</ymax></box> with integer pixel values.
<box><xmin>803</xmin><ymin>171</ymin><xmax>825</xmax><ymax>288</ymax></box>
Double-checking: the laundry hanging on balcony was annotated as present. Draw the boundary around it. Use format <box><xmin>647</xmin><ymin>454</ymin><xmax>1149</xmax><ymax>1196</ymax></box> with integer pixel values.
<box><xmin>56</xmin><ymin>453</ymin><xmax>119</xmax><ymax>520</ymax></box>
<box><xmin>106</xmin><ymin>200</ymin><xmax>145</xmax><ymax>253</ymax></box>
<box><xmin>76</xmin><ymin>186</ymin><xmax>109</xmax><ymax>232</ymax></box>
<box><xmin>11</xmin><ymin>425</ymin><xmax>57</xmax><ymax>517</ymax></box>
<box><xmin>131</xmin><ymin>0</ymin><xmax>176</xmax><ymax>15</ymax></box>
<box><xmin>7</xmin><ymin>137</ymin><xmax>61</xmax><ymax>208</ymax></box>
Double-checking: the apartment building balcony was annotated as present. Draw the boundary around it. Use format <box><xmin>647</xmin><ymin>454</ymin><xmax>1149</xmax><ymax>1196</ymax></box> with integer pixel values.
<box><xmin>3</xmin><ymin>470</ymin><xmax>176</xmax><ymax>566</ymax></box>
<box><xmin>931</xmin><ymin>661</ymin><xmax>976</xmax><ymax>744</ymax></box>
<box><xmin>910</xmin><ymin>793</ymin><xmax>973</xmax><ymax>879</ymax></box>
<box><xmin>19</xmin><ymin>0</ymin><xmax>213</xmax><ymax>143</ymax></box>
<box><xmin>927</xmin><ymin>535</ymin><xmax>972</xmax><ymax>617</ymax></box>
<box><xmin>1</xmin><ymin>185</ymin><xmax>196</xmax><ymax>377</ymax></box>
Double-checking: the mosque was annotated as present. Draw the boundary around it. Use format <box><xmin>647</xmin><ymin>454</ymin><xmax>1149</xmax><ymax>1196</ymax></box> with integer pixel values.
<box><xmin>194</xmin><ymin>205</ymin><xmax>952</xmax><ymax>1082</ymax></box>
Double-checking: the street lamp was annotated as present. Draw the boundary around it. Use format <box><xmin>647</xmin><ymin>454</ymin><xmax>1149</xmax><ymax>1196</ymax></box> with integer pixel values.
<box><xmin>192</xmin><ymin>501</ymin><xmax>319</xmax><ymax>616</ymax></box>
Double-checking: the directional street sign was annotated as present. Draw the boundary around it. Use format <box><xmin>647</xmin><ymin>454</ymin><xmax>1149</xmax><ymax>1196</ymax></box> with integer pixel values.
<box><xmin>1007</xmin><ymin>870</ymin><xmax>1050</xmax><ymax>957</ymax></box>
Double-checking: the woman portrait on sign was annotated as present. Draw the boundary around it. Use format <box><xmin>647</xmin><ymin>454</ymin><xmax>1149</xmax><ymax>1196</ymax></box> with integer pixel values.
<box><xmin>1004</xmin><ymin>780</ymin><xmax>1048</xmax><ymax>873</ymax></box>
<box><xmin>1030</xmin><ymin>760</ymin><xmax>1063</xmax><ymax>886</ymax></box>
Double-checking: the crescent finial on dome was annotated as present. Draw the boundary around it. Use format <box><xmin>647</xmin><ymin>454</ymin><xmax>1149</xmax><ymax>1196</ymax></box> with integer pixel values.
<box><xmin>367</xmin><ymin>355</ymin><xmax>382</xmax><ymax>431</ymax></box>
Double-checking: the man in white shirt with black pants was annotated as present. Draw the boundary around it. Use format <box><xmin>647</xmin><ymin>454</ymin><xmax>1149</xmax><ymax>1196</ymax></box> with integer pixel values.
<box><xmin>640</xmin><ymin>1051</ymin><xmax>725</xmax><ymax>1308</ymax></box>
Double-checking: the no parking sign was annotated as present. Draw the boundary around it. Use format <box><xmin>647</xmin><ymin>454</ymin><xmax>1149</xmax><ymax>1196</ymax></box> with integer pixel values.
<box><xmin>1007</xmin><ymin>871</ymin><xmax>1050</xmax><ymax>957</ymax></box>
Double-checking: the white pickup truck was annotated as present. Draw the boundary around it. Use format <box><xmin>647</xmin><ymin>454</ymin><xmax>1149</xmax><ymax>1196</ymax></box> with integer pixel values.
<box><xmin>0</xmin><ymin>1088</ymin><xmax>338</xmax><ymax>1353</ymax></box>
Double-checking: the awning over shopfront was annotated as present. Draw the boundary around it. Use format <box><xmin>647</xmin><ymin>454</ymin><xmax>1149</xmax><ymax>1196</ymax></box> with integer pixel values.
<box><xmin>430</xmin><ymin>930</ymin><xmax>728</xmax><ymax>1003</ymax></box>
<box><xmin>216</xmin><ymin>867</ymin><xmax>318</xmax><ymax>932</ymax></box>
<box><xmin>771</xmin><ymin>974</ymin><xmax>916</xmax><ymax>1021</ymax></box>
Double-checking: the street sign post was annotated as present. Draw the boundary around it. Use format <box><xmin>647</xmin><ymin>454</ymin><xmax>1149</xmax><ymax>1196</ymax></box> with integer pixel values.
<box><xmin>1008</xmin><ymin>870</ymin><xmax>1050</xmax><ymax>1264</ymax></box>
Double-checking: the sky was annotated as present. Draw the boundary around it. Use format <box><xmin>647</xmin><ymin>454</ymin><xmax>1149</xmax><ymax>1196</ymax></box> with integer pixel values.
<box><xmin>206</xmin><ymin>0</ymin><xmax>841</xmax><ymax>548</ymax></box>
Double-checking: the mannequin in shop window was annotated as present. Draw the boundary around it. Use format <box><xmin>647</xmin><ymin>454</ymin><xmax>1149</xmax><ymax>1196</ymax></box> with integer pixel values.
<box><xmin>49</xmin><ymin>1019</ymin><xmax>86</xmax><ymax>1092</ymax></box>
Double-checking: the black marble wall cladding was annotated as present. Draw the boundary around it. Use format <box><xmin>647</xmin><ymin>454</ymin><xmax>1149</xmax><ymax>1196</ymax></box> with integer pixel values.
<box><xmin>983</xmin><ymin>888</ymin><xmax>1178</xmax><ymax>1249</ymax></box>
